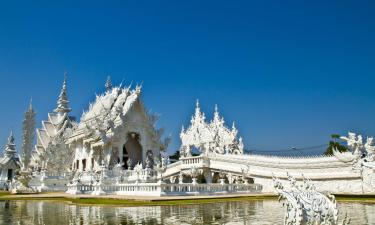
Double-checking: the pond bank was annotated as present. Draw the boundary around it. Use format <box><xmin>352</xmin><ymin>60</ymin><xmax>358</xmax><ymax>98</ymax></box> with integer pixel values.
<box><xmin>0</xmin><ymin>192</ymin><xmax>375</xmax><ymax>206</ymax></box>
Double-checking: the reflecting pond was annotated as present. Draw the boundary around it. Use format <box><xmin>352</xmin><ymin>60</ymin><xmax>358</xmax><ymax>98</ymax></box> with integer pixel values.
<box><xmin>0</xmin><ymin>200</ymin><xmax>374</xmax><ymax>225</ymax></box>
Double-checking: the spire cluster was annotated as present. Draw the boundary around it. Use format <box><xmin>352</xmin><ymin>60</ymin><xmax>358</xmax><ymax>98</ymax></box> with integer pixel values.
<box><xmin>180</xmin><ymin>101</ymin><xmax>244</xmax><ymax>157</ymax></box>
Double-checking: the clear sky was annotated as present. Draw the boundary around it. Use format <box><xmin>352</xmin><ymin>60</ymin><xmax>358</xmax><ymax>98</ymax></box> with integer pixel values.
<box><xmin>0</xmin><ymin>1</ymin><xmax>374</xmax><ymax>155</ymax></box>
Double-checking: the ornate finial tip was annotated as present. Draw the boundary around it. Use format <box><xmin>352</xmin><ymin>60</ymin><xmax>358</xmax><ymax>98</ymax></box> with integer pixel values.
<box><xmin>105</xmin><ymin>75</ymin><xmax>112</xmax><ymax>91</ymax></box>
<box><xmin>28</xmin><ymin>97</ymin><xmax>33</xmax><ymax>110</ymax></box>
<box><xmin>8</xmin><ymin>130</ymin><xmax>14</xmax><ymax>143</ymax></box>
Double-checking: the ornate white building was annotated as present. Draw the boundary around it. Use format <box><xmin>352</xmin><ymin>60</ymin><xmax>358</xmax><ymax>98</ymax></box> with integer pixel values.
<box><xmin>180</xmin><ymin>101</ymin><xmax>244</xmax><ymax>157</ymax></box>
<box><xmin>66</xmin><ymin>80</ymin><xmax>166</xmax><ymax>172</ymax></box>
<box><xmin>0</xmin><ymin>132</ymin><xmax>20</xmax><ymax>189</ymax></box>
<box><xmin>32</xmin><ymin>75</ymin><xmax>75</xmax><ymax>172</ymax></box>
<box><xmin>6</xmin><ymin>75</ymin><xmax>375</xmax><ymax>196</ymax></box>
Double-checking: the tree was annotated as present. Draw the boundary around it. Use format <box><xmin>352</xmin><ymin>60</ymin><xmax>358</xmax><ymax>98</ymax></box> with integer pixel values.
<box><xmin>21</xmin><ymin>100</ymin><xmax>36</xmax><ymax>170</ymax></box>
<box><xmin>324</xmin><ymin>134</ymin><xmax>348</xmax><ymax>155</ymax></box>
<box><xmin>169</xmin><ymin>151</ymin><xmax>180</xmax><ymax>161</ymax></box>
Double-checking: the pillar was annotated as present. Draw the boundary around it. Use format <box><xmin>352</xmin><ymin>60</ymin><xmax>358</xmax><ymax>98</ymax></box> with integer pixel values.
<box><xmin>203</xmin><ymin>168</ymin><xmax>213</xmax><ymax>183</ymax></box>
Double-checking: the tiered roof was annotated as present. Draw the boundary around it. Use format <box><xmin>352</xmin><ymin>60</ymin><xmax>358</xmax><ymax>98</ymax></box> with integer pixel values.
<box><xmin>33</xmin><ymin>75</ymin><xmax>73</xmax><ymax>164</ymax></box>
<box><xmin>0</xmin><ymin>131</ymin><xmax>20</xmax><ymax>167</ymax></box>
<box><xmin>68</xmin><ymin>84</ymin><xmax>142</xmax><ymax>142</ymax></box>
<box><xmin>67</xmin><ymin>79</ymin><xmax>163</xmax><ymax>150</ymax></box>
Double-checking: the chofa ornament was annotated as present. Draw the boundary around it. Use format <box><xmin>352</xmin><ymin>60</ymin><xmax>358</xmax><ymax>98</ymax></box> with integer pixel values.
<box><xmin>273</xmin><ymin>173</ymin><xmax>350</xmax><ymax>225</ymax></box>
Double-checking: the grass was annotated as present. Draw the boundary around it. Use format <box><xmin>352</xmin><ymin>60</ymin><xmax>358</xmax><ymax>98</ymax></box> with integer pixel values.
<box><xmin>1</xmin><ymin>193</ymin><xmax>375</xmax><ymax>206</ymax></box>
<box><xmin>0</xmin><ymin>195</ymin><xmax>278</xmax><ymax>207</ymax></box>
<box><xmin>0</xmin><ymin>191</ymin><xmax>10</xmax><ymax>197</ymax></box>
<box><xmin>334</xmin><ymin>194</ymin><xmax>375</xmax><ymax>203</ymax></box>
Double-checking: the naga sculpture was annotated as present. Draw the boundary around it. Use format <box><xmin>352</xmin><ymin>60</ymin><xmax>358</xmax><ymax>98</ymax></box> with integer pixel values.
<box><xmin>273</xmin><ymin>173</ymin><xmax>350</xmax><ymax>225</ymax></box>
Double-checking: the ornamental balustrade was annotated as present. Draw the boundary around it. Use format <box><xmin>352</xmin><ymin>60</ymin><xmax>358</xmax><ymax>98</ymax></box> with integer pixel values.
<box><xmin>66</xmin><ymin>181</ymin><xmax>261</xmax><ymax>196</ymax></box>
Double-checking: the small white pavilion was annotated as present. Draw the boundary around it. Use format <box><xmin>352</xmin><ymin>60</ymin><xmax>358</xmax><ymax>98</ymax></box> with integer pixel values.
<box><xmin>0</xmin><ymin>132</ymin><xmax>20</xmax><ymax>189</ymax></box>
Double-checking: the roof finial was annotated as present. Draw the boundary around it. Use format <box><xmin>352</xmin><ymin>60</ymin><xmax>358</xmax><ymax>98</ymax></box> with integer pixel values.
<box><xmin>214</xmin><ymin>104</ymin><xmax>218</xmax><ymax>113</ymax></box>
<box><xmin>54</xmin><ymin>73</ymin><xmax>72</xmax><ymax>115</ymax></box>
<box><xmin>105</xmin><ymin>76</ymin><xmax>112</xmax><ymax>92</ymax></box>
<box><xmin>5</xmin><ymin>130</ymin><xmax>16</xmax><ymax>156</ymax></box>
<box><xmin>28</xmin><ymin>97</ymin><xmax>33</xmax><ymax>111</ymax></box>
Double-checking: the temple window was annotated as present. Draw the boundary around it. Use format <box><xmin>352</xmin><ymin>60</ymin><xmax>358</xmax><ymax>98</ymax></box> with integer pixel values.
<box><xmin>82</xmin><ymin>159</ymin><xmax>87</xmax><ymax>171</ymax></box>
<box><xmin>123</xmin><ymin>145</ymin><xmax>129</xmax><ymax>169</ymax></box>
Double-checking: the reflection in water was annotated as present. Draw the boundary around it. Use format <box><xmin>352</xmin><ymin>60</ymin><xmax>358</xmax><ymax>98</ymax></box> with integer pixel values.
<box><xmin>0</xmin><ymin>200</ymin><xmax>374</xmax><ymax>225</ymax></box>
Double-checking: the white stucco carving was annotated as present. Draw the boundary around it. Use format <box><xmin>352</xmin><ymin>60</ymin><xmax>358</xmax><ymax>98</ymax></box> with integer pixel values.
<box><xmin>180</xmin><ymin>101</ymin><xmax>244</xmax><ymax>157</ymax></box>
<box><xmin>273</xmin><ymin>174</ymin><xmax>350</xmax><ymax>225</ymax></box>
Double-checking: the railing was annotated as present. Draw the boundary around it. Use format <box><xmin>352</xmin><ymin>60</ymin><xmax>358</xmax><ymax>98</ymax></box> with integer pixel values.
<box><xmin>162</xmin><ymin>183</ymin><xmax>261</xmax><ymax>195</ymax></box>
<box><xmin>66</xmin><ymin>182</ymin><xmax>262</xmax><ymax>196</ymax></box>
<box><xmin>181</xmin><ymin>156</ymin><xmax>207</xmax><ymax>165</ymax></box>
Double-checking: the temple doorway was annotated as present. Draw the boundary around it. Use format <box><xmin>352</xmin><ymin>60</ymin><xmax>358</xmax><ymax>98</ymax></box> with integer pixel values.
<box><xmin>7</xmin><ymin>169</ymin><xmax>12</xmax><ymax>181</ymax></box>
<box><xmin>123</xmin><ymin>133</ymin><xmax>142</xmax><ymax>169</ymax></box>
<box><xmin>122</xmin><ymin>145</ymin><xmax>129</xmax><ymax>169</ymax></box>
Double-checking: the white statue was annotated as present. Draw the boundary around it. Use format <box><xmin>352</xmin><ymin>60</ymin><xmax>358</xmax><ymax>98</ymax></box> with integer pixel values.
<box><xmin>341</xmin><ymin>132</ymin><xmax>363</xmax><ymax>157</ymax></box>
<box><xmin>273</xmin><ymin>174</ymin><xmax>350</xmax><ymax>225</ymax></box>
<box><xmin>364</xmin><ymin>137</ymin><xmax>375</xmax><ymax>160</ymax></box>
<box><xmin>339</xmin><ymin>132</ymin><xmax>375</xmax><ymax>171</ymax></box>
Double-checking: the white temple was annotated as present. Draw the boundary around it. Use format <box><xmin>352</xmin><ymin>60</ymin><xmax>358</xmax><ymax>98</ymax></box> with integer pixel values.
<box><xmin>0</xmin><ymin>132</ymin><xmax>20</xmax><ymax>189</ymax></box>
<box><xmin>4</xmin><ymin>75</ymin><xmax>375</xmax><ymax>196</ymax></box>
<box><xmin>67</xmin><ymin>83</ymin><xmax>167</xmax><ymax>175</ymax></box>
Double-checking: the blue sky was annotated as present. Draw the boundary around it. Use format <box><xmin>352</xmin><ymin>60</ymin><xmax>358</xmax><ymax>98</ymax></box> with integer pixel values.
<box><xmin>0</xmin><ymin>1</ymin><xmax>374</xmax><ymax>155</ymax></box>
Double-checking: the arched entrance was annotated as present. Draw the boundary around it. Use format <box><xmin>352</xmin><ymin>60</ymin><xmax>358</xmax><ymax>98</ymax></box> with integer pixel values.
<box><xmin>123</xmin><ymin>133</ymin><xmax>143</xmax><ymax>169</ymax></box>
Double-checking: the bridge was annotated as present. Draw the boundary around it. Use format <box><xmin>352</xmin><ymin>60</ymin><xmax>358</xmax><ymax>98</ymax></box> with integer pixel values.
<box><xmin>163</xmin><ymin>153</ymin><xmax>364</xmax><ymax>193</ymax></box>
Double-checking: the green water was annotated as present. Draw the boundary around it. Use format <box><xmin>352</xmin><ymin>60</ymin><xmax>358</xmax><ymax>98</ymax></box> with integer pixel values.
<box><xmin>0</xmin><ymin>200</ymin><xmax>374</xmax><ymax>224</ymax></box>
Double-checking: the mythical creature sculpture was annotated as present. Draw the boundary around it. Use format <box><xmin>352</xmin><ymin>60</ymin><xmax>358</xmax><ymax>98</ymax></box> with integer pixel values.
<box><xmin>340</xmin><ymin>132</ymin><xmax>364</xmax><ymax>157</ymax></box>
<box><xmin>364</xmin><ymin>137</ymin><xmax>375</xmax><ymax>161</ymax></box>
<box><xmin>273</xmin><ymin>174</ymin><xmax>350</xmax><ymax>225</ymax></box>
<box><xmin>336</xmin><ymin>132</ymin><xmax>375</xmax><ymax>171</ymax></box>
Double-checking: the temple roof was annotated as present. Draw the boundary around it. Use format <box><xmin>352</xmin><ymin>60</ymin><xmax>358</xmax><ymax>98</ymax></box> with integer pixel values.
<box><xmin>0</xmin><ymin>131</ymin><xmax>20</xmax><ymax>168</ymax></box>
<box><xmin>33</xmin><ymin>76</ymin><xmax>74</xmax><ymax>165</ymax></box>
<box><xmin>68</xmin><ymin>85</ymin><xmax>142</xmax><ymax>142</ymax></box>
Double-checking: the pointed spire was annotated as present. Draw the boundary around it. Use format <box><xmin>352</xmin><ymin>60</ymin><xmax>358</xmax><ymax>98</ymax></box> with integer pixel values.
<box><xmin>54</xmin><ymin>73</ymin><xmax>71</xmax><ymax>115</ymax></box>
<box><xmin>193</xmin><ymin>99</ymin><xmax>206</xmax><ymax>123</ymax></box>
<box><xmin>181</xmin><ymin>125</ymin><xmax>185</xmax><ymax>133</ymax></box>
<box><xmin>105</xmin><ymin>76</ymin><xmax>112</xmax><ymax>92</ymax></box>
<box><xmin>212</xmin><ymin>104</ymin><xmax>224</xmax><ymax>126</ymax></box>
<box><xmin>22</xmin><ymin>99</ymin><xmax>36</xmax><ymax>168</ymax></box>
<box><xmin>194</xmin><ymin>99</ymin><xmax>202</xmax><ymax>117</ymax></box>
<box><xmin>213</xmin><ymin>104</ymin><xmax>220</xmax><ymax>119</ymax></box>
<box><xmin>231</xmin><ymin>122</ymin><xmax>238</xmax><ymax>137</ymax></box>
<box><xmin>5</xmin><ymin>131</ymin><xmax>16</xmax><ymax>157</ymax></box>
<box><xmin>28</xmin><ymin>97</ymin><xmax>33</xmax><ymax>111</ymax></box>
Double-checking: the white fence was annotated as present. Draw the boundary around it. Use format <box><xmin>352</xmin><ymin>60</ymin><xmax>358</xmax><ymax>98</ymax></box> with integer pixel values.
<box><xmin>66</xmin><ymin>182</ymin><xmax>262</xmax><ymax>196</ymax></box>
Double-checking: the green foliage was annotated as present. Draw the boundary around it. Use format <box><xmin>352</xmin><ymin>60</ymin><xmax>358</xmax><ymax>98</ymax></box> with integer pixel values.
<box><xmin>169</xmin><ymin>151</ymin><xmax>180</xmax><ymax>161</ymax></box>
<box><xmin>324</xmin><ymin>134</ymin><xmax>348</xmax><ymax>155</ymax></box>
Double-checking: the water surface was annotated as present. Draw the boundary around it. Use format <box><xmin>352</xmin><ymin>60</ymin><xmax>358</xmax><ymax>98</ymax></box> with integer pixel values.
<box><xmin>0</xmin><ymin>200</ymin><xmax>374</xmax><ymax>225</ymax></box>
